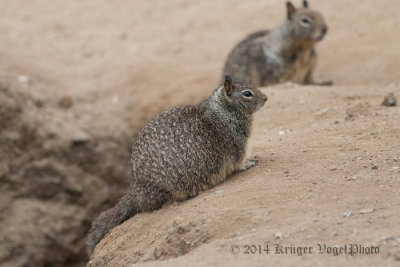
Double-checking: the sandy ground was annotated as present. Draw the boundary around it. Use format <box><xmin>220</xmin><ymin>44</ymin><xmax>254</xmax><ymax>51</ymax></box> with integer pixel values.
<box><xmin>89</xmin><ymin>83</ymin><xmax>400</xmax><ymax>266</ymax></box>
<box><xmin>0</xmin><ymin>0</ymin><xmax>399</xmax><ymax>266</ymax></box>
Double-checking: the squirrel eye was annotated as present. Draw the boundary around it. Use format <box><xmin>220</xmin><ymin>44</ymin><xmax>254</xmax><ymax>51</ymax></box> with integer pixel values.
<box><xmin>242</xmin><ymin>90</ymin><xmax>253</xmax><ymax>97</ymax></box>
<box><xmin>301</xmin><ymin>18</ymin><xmax>310</xmax><ymax>24</ymax></box>
<box><xmin>300</xmin><ymin>16</ymin><xmax>312</xmax><ymax>27</ymax></box>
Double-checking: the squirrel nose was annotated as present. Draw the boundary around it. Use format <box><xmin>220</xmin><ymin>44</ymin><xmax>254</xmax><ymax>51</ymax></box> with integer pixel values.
<box><xmin>322</xmin><ymin>26</ymin><xmax>328</xmax><ymax>35</ymax></box>
<box><xmin>263</xmin><ymin>95</ymin><xmax>268</xmax><ymax>103</ymax></box>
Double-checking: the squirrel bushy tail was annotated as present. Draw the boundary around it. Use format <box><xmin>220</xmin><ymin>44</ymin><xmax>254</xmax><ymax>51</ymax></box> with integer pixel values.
<box><xmin>87</xmin><ymin>191</ymin><xmax>138</xmax><ymax>256</ymax></box>
<box><xmin>87</xmin><ymin>185</ymin><xmax>169</xmax><ymax>257</ymax></box>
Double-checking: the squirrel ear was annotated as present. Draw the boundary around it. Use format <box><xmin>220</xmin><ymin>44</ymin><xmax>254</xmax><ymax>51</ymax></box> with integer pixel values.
<box><xmin>303</xmin><ymin>0</ymin><xmax>309</xmax><ymax>8</ymax></box>
<box><xmin>224</xmin><ymin>75</ymin><xmax>233</xmax><ymax>96</ymax></box>
<box><xmin>286</xmin><ymin>1</ymin><xmax>296</xmax><ymax>19</ymax></box>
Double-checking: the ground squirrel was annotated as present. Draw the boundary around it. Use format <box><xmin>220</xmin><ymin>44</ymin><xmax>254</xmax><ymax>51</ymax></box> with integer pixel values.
<box><xmin>223</xmin><ymin>0</ymin><xmax>332</xmax><ymax>87</ymax></box>
<box><xmin>87</xmin><ymin>76</ymin><xmax>267</xmax><ymax>256</ymax></box>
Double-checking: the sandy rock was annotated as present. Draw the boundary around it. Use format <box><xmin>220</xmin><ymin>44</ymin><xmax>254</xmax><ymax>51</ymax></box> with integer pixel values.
<box><xmin>342</xmin><ymin>210</ymin><xmax>351</xmax><ymax>217</ymax></box>
<box><xmin>72</xmin><ymin>130</ymin><xmax>91</xmax><ymax>144</ymax></box>
<box><xmin>327</xmin><ymin>166</ymin><xmax>337</xmax><ymax>171</ymax></box>
<box><xmin>359</xmin><ymin>208</ymin><xmax>375</xmax><ymax>214</ymax></box>
<box><xmin>58</xmin><ymin>96</ymin><xmax>73</xmax><ymax>109</ymax></box>
<box><xmin>381</xmin><ymin>92</ymin><xmax>397</xmax><ymax>107</ymax></box>
<box><xmin>17</xmin><ymin>75</ymin><xmax>30</xmax><ymax>85</ymax></box>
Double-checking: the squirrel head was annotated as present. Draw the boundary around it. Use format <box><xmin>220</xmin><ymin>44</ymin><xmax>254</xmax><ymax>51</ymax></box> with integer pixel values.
<box><xmin>285</xmin><ymin>1</ymin><xmax>328</xmax><ymax>44</ymax></box>
<box><xmin>221</xmin><ymin>75</ymin><xmax>268</xmax><ymax>114</ymax></box>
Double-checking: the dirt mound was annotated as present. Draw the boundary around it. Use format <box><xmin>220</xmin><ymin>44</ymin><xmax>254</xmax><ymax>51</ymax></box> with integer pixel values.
<box><xmin>88</xmin><ymin>83</ymin><xmax>400</xmax><ymax>266</ymax></box>
<box><xmin>0</xmin><ymin>75</ymin><xmax>133</xmax><ymax>266</ymax></box>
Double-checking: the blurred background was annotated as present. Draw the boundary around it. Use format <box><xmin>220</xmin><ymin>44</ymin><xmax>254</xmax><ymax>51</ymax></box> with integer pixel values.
<box><xmin>0</xmin><ymin>0</ymin><xmax>399</xmax><ymax>266</ymax></box>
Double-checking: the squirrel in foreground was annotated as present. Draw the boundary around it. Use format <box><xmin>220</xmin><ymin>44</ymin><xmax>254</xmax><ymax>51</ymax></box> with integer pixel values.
<box><xmin>87</xmin><ymin>75</ymin><xmax>268</xmax><ymax>256</ymax></box>
<box><xmin>223</xmin><ymin>0</ymin><xmax>332</xmax><ymax>87</ymax></box>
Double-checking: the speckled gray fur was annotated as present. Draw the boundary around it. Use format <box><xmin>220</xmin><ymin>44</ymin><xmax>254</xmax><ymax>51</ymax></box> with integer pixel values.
<box><xmin>224</xmin><ymin>1</ymin><xmax>332</xmax><ymax>87</ymax></box>
<box><xmin>87</xmin><ymin>76</ymin><xmax>267</xmax><ymax>256</ymax></box>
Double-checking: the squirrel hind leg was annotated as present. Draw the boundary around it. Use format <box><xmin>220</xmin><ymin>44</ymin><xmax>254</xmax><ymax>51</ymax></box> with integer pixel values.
<box><xmin>316</xmin><ymin>80</ymin><xmax>333</xmax><ymax>86</ymax></box>
<box><xmin>305</xmin><ymin>78</ymin><xmax>334</xmax><ymax>86</ymax></box>
<box><xmin>302</xmin><ymin>51</ymin><xmax>333</xmax><ymax>86</ymax></box>
<box><xmin>303</xmin><ymin>64</ymin><xmax>333</xmax><ymax>86</ymax></box>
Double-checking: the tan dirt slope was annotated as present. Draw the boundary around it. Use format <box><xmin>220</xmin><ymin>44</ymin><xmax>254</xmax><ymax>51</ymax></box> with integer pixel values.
<box><xmin>0</xmin><ymin>0</ymin><xmax>399</xmax><ymax>266</ymax></box>
<box><xmin>88</xmin><ymin>83</ymin><xmax>400</xmax><ymax>266</ymax></box>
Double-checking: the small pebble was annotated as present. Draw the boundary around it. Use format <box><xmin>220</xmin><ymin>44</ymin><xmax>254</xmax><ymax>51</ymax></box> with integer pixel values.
<box><xmin>284</xmin><ymin>170</ymin><xmax>289</xmax><ymax>174</ymax></box>
<box><xmin>72</xmin><ymin>130</ymin><xmax>90</xmax><ymax>144</ymax></box>
<box><xmin>342</xmin><ymin>210</ymin><xmax>352</xmax><ymax>218</ymax></box>
<box><xmin>392</xmin><ymin>237</ymin><xmax>400</xmax><ymax>245</ymax></box>
<box><xmin>328</xmin><ymin>166</ymin><xmax>337</xmax><ymax>171</ymax></box>
<box><xmin>316</xmin><ymin>107</ymin><xmax>330</xmax><ymax>116</ymax></box>
<box><xmin>371</xmin><ymin>165</ymin><xmax>378</xmax><ymax>170</ymax></box>
<box><xmin>359</xmin><ymin>208</ymin><xmax>374</xmax><ymax>214</ymax></box>
<box><xmin>17</xmin><ymin>75</ymin><xmax>30</xmax><ymax>84</ymax></box>
<box><xmin>381</xmin><ymin>92</ymin><xmax>397</xmax><ymax>107</ymax></box>
<box><xmin>275</xmin><ymin>232</ymin><xmax>282</xmax><ymax>239</ymax></box>
<box><xmin>58</xmin><ymin>96</ymin><xmax>73</xmax><ymax>109</ymax></box>
<box><xmin>173</xmin><ymin>217</ymin><xmax>184</xmax><ymax>226</ymax></box>
<box><xmin>167</xmin><ymin>228</ymin><xmax>174</xmax><ymax>237</ymax></box>
<box><xmin>41</xmin><ymin>143</ymin><xmax>51</xmax><ymax>155</ymax></box>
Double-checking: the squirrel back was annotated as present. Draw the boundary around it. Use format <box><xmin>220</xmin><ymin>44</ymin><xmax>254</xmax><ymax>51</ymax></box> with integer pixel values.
<box><xmin>224</xmin><ymin>0</ymin><xmax>331</xmax><ymax>87</ymax></box>
<box><xmin>87</xmin><ymin>76</ymin><xmax>267</xmax><ymax>256</ymax></box>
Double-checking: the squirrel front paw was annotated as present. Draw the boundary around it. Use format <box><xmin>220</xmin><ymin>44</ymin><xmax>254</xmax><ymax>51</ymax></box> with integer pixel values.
<box><xmin>308</xmin><ymin>80</ymin><xmax>333</xmax><ymax>86</ymax></box>
<box><xmin>238</xmin><ymin>159</ymin><xmax>259</xmax><ymax>171</ymax></box>
<box><xmin>318</xmin><ymin>80</ymin><xmax>333</xmax><ymax>86</ymax></box>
